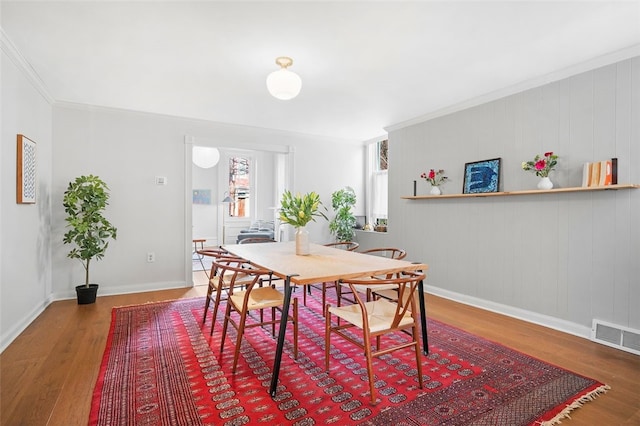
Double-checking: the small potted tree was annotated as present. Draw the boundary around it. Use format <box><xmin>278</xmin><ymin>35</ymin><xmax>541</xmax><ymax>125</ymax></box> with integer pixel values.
<box><xmin>329</xmin><ymin>187</ymin><xmax>357</xmax><ymax>242</ymax></box>
<box><xmin>63</xmin><ymin>175</ymin><xmax>117</xmax><ymax>304</ymax></box>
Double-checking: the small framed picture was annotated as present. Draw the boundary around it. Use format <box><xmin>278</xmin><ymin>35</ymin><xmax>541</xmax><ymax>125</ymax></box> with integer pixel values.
<box><xmin>463</xmin><ymin>158</ymin><xmax>501</xmax><ymax>194</ymax></box>
<box><xmin>192</xmin><ymin>189</ymin><xmax>212</xmax><ymax>204</ymax></box>
<box><xmin>17</xmin><ymin>134</ymin><xmax>37</xmax><ymax>204</ymax></box>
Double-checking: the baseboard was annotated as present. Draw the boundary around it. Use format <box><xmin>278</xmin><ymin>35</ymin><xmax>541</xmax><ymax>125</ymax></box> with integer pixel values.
<box><xmin>426</xmin><ymin>285</ymin><xmax>592</xmax><ymax>340</ymax></box>
<box><xmin>52</xmin><ymin>280</ymin><xmax>191</xmax><ymax>301</ymax></box>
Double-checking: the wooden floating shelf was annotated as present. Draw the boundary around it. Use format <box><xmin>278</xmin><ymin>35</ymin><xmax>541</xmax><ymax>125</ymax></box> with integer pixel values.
<box><xmin>401</xmin><ymin>184</ymin><xmax>640</xmax><ymax>200</ymax></box>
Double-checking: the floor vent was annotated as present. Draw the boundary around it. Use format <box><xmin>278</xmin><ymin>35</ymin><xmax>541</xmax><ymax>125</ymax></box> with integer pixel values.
<box><xmin>591</xmin><ymin>320</ymin><xmax>640</xmax><ymax>356</ymax></box>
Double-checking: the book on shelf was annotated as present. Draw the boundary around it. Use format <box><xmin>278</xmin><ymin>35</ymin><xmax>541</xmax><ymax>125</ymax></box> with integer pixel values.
<box><xmin>582</xmin><ymin>158</ymin><xmax>615</xmax><ymax>187</ymax></box>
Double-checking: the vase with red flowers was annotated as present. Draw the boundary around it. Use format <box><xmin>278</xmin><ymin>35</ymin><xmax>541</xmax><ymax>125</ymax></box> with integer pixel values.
<box><xmin>420</xmin><ymin>169</ymin><xmax>448</xmax><ymax>195</ymax></box>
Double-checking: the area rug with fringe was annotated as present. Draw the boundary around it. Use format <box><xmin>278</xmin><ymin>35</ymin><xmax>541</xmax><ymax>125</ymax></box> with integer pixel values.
<box><xmin>89</xmin><ymin>296</ymin><xmax>608</xmax><ymax>425</ymax></box>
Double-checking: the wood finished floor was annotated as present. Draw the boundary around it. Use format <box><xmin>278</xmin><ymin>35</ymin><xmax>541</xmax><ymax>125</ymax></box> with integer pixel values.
<box><xmin>1</xmin><ymin>277</ymin><xmax>639</xmax><ymax>425</ymax></box>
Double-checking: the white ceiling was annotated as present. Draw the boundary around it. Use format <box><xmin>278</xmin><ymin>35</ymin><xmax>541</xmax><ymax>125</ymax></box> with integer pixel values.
<box><xmin>2</xmin><ymin>1</ymin><xmax>639</xmax><ymax>142</ymax></box>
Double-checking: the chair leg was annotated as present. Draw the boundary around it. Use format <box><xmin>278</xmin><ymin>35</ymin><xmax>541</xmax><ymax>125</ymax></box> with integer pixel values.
<box><xmin>363</xmin><ymin>333</ymin><xmax>377</xmax><ymax>405</ymax></box>
<box><xmin>219</xmin><ymin>302</ymin><xmax>232</xmax><ymax>344</ymax></box>
<box><xmin>202</xmin><ymin>295</ymin><xmax>211</xmax><ymax>324</ymax></box>
<box><xmin>232</xmin><ymin>311</ymin><xmax>248</xmax><ymax>374</ymax></box>
<box><xmin>211</xmin><ymin>285</ymin><xmax>223</xmax><ymax>332</ymax></box>
<box><xmin>271</xmin><ymin>306</ymin><xmax>276</xmax><ymax>336</ymax></box>
<box><xmin>321</xmin><ymin>282</ymin><xmax>330</xmax><ymax>316</ymax></box>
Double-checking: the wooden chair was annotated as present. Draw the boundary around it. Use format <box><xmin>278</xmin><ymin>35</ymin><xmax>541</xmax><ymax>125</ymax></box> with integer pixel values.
<box><xmin>325</xmin><ymin>270</ymin><xmax>426</xmax><ymax>405</ymax></box>
<box><xmin>303</xmin><ymin>241</ymin><xmax>359</xmax><ymax>308</ymax></box>
<box><xmin>217</xmin><ymin>258</ymin><xmax>298</xmax><ymax>373</ymax></box>
<box><xmin>202</xmin><ymin>252</ymin><xmax>251</xmax><ymax>328</ymax></box>
<box><xmin>338</xmin><ymin>247</ymin><xmax>407</xmax><ymax>304</ymax></box>
<box><xmin>196</xmin><ymin>246</ymin><xmax>228</xmax><ymax>279</ymax></box>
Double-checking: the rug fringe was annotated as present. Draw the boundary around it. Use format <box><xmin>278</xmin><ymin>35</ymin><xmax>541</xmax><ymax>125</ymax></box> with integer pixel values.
<box><xmin>537</xmin><ymin>384</ymin><xmax>611</xmax><ymax>426</ymax></box>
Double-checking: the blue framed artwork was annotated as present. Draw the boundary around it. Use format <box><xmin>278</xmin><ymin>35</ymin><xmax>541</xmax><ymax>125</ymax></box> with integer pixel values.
<box><xmin>192</xmin><ymin>189</ymin><xmax>211</xmax><ymax>204</ymax></box>
<box><xmin>463</xmin><ymin>158</ymin><xmax>501</xmax><ymax>194</ymax></box>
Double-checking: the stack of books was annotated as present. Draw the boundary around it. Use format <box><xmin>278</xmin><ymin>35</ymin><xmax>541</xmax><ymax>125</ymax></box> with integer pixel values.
<box><xmin>582</xmin><ymin>158</ymin><xmax>617</xmax><ymax>187</ymax></box>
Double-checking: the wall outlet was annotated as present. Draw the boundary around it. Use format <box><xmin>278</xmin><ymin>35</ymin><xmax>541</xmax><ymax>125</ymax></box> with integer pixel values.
<box><xmin>147</xmin><ymin>252</ymin><xmax>155</xmax><ymax>263</ymax></box>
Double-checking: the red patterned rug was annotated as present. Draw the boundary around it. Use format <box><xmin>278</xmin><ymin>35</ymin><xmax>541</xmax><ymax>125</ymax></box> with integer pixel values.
<box><xmin>90</xmin><ymin>295</ymin><xmax>608</xmax><ymax>425</ymax></box>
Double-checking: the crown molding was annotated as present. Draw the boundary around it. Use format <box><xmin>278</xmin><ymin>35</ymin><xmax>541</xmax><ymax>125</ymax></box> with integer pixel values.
<box><xmin>1</xmin><ymin>27</ymin><xmax>55</xmax><ymax>104</ymax></box>
<box><xmin>385</xmin><ymin>44</ymin><xmax>640</xmax><ymax>134</ymax></box>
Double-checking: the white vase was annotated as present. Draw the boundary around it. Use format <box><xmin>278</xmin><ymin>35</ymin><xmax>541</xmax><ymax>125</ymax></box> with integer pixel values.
<box><xmin>537</xmin><ymin>176</ymin><xmax>554</xmax><ymax>190</ymax></box>
<box><xmin>430</xmin><ymin>186</ymin><xmax>441</xmax><ymax>195</ymax></box>
<box><xmin>295</xmin><ymin>226</ymin><xmax>310</xmax><ymax>255</ymax></box>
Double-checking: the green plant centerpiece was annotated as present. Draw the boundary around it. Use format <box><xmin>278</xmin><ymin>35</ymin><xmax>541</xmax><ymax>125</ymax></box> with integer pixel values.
<box><xmin>279</xmin><ymin>190</ymin><xmax>327</xmax><ymax>255</ymax></box>
<box><xmin>63</xmin><ymin>175</ymin><xmax>117</xmax><ymax>304</ymax></box>
<box><xmin>328</xmin><ymin>187</ymin><xmax>356</xmax><ymax>242</ymax></box>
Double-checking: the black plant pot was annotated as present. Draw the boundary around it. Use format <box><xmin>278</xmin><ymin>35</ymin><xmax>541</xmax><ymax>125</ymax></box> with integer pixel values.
<box><xmin>76</xmin><ymin>284</ymin><xmax>99</xmax><ymax>305</ymax></box>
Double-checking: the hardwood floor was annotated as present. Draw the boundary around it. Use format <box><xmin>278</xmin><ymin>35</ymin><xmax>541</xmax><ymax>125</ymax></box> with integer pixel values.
<box><xmin>1</xmin><ymin>283</ymin><xmax>638</xmax><ymax>425</ymax></box>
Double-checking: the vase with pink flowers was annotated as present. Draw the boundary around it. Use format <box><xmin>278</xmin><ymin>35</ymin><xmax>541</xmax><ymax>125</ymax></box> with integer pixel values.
<box><xmin>522</xmin><ymin>152</ymin><xmax>558</xmax><ymax>190</ymax></box>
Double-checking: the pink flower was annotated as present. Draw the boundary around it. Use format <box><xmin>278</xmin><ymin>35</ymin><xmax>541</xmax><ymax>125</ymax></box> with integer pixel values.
<box><xmin>428</xmin><ymin>169</ymin><xmax>436</xmax><ymax>180</ymax></box>
<box><xmin>535</xmin><ymin>159</ymin><xmax>546</xmax><ymax>171</ymax></box>
<box><xmin>420</xmin><ymin>172</ymin><xmax>427</xmax><ymax>179</ymax></box>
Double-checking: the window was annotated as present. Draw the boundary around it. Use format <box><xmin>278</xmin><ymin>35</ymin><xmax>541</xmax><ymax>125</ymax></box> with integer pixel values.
<box><xmin>228</xmin><ymin>156</ymin><xmax>250</xmax><ymax>218</ymax></box>
<box><xmin>366</xmin><ymin>139</ymin><xmax>388</xmax><ymax>228</ymax></box>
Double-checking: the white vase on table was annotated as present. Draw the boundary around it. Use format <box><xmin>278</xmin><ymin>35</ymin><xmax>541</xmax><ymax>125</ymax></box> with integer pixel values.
<box><xmin>537</xmin><ymin>176</ymin><xmax>553</xmax><ymax>190</ymax></box>
<box><xmin>295</xmin><ymin>226</ymin><xmax>310</xmax><ymax>255</ymax></box>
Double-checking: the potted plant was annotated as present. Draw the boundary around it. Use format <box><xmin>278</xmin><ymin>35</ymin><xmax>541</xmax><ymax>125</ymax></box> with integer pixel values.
<box><xmin>328</xmin><ymin>187</ymin><xmax>357</xmax><ymax>242</ymax></box>
<box><xmin>279</xmin><ymin>190</ymin><xmax>327</xmax><ymax>255</ymax></box>
<box><xmin>63</xmin><ymin>175</ymin><xmax>117</xmax><ymax>304</ymax></box>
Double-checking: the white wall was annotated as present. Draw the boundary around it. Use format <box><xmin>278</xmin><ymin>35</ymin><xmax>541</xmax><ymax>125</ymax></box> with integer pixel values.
<box><xmin>51</xmin><ymin>104</ymin><xmax>365</xmax><ymax>301</ymax></box>
<box><xmin>359</xmin><ymin>56</ymin><xmax>640</xmax><ymax>338</ymax></box>
<box><xmin>1</xmin><ymin>40</ymin><xmax>53</xmax><ymax>352</ymax></box>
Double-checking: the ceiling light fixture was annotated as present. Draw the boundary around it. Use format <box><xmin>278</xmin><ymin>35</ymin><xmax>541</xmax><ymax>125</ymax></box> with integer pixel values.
<box><xmin>192</xmin><ymin>146</ymin><xmax>220</xmax><ymax>169</ymax></box>
<box><xmin>266</xmin><ymin>56</ymin><xmax>302</xmax><ymax>100</ymax></box>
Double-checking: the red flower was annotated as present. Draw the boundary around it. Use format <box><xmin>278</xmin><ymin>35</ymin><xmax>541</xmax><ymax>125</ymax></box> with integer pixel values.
<box><xmin>544</xmin><ymin>151</ymin><xmax>553</xmax><ymax>157</ymax></box>
<box><xmin>535</xmin><ymin>159</ymin><xmax>547</xmax><ymax>171</ymax></box>
<box><xmin>428</xmin><ymin>169</ymin><xmax>436</xmax><ymax>179</ymax></box>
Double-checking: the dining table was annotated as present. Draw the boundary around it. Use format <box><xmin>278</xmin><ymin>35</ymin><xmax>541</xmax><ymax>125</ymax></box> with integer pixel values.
<box><xmin>222</xmin><ymin>241</ymin><xmax>429</xmax><ymax>397</ymax></box>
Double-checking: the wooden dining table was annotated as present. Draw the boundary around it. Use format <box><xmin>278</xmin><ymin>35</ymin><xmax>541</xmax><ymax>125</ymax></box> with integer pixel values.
<box><xmin>223</xmin><ymin>241</ymin><xmax>429</xmax><ymax>397</ymax></box>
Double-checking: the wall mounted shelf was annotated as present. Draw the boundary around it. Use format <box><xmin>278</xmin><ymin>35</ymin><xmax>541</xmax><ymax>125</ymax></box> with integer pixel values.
<box><xmin>401</xmin><ymin>184</ymin><xmax>640</xmax><ymax>200</ymax></box>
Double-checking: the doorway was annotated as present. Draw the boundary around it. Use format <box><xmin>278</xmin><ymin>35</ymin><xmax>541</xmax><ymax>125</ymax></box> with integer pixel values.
<box><xmin>186</xmin><ymin>138</ymin><xmax>292</xmax><ymax>286</ymax></box>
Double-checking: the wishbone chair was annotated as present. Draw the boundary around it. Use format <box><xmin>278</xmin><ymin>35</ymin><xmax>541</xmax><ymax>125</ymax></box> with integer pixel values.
<box><xmin>325</xmin><ymin>270</ymin><xmax>426</xmax><ymax>405</ymax></box>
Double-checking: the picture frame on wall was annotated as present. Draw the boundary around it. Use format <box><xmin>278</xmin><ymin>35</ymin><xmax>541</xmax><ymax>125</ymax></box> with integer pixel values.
<box><xmin>192</xmin><ymin>189</ymin><xmax>212</xmax><ymax>204</ymax></box>
<box><xmin>17</xmin><ymin>134</ymin><xmax>37</xmax><ymax>204</ymax></box>
<box><xmin>463</xmin><ymin>158</ymin><xmax>501</xmax><ymax>194</ymax></box>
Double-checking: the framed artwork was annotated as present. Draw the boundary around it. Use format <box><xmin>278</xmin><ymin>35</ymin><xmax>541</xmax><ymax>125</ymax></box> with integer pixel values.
<box><xmin>463</xmin><ymin>158</ymin><xmax>501</xmax><ymax>194</ymax></box>
<box><xmin>17</xmin><ymin>134</ymin><xmax>37</xmax><ymax>204</ymax></box>
<box><xmin>192</xmin><ymin>189</ymin><xmax>211</xmax><ymax>204</ymax></box>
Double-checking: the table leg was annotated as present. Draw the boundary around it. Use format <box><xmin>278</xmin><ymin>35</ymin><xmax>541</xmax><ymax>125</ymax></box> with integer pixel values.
<box><xmin>417</xmin><ymin>278</ymin><xmax>429</xmax><ymax>355</ymax></box>
<box><xmin>269</xmin><ymin>275</ymin><xmax>295</xmax><ymax>397</ymax></box>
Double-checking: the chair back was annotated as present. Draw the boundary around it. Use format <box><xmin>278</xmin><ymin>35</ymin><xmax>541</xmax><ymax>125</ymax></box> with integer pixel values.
<box><xmin>238</xmin><ymin>237</ymin><xmax>277</xmax><ymax>244</ymax></box>
<box><xmin>359</xmin><ymin>247</ymin><xmax>406</xmax><ymax>260</ymax></box>
<box><xmin>212</xmin><ymin>258</ymin><xmax>271</xmax><ymax>295</ymax></box>
<box><xmin>196</xmin><ymin>247</ymin><xmax>228</xmax><ymax>258</ymax></box>
<box><xmin>359</xmin><ymin>247</ymin><xmax>407</xmax><ymax>279</ymax></box>
<box><xmin>339</xmin><ymin>270</ymin><xmax>425</xmax><ymax>330</ymax></box>
<box><xmin>324</xmin><ymin>241</ymin><xmax>359</xmax><ymax>251</ymax></box>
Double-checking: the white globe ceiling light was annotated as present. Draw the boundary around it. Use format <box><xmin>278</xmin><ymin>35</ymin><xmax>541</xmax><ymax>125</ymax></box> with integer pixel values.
<box><xmin>192</xmin><ymin>146</ymin><xmax>220</xmax><ymax>169</ymax></box>
<box><xmin>266</xmin><ymin>56</ymin><xmax>302</xmax><ymax>100</ymax></box>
